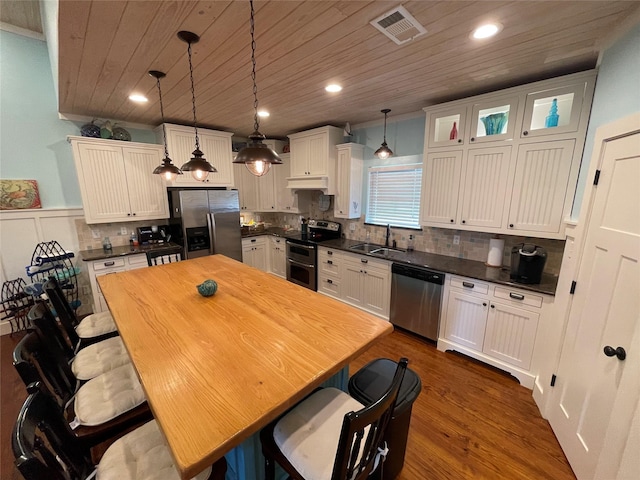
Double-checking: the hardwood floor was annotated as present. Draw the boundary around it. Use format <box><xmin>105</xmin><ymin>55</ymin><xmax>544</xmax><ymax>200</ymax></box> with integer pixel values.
<box><xmin>1</xmin><ymin>329</ymin><xmax>575</xmax><ymax>479</ymax></box>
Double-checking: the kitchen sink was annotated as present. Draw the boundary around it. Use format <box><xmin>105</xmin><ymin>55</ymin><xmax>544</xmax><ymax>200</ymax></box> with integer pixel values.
<box><xmin>370</xmin><ymin>247</ymin><xmax>406</xmax><ymax>256</ymax></box>
<box><xmin>348</xmin><ymin>243</ymin><xmax>406</xmax><ymax>256</ymax></box>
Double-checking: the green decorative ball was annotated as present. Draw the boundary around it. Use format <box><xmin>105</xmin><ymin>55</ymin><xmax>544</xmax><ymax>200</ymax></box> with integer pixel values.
<box><xmin>197</xmin><ymin>279</ymin><xmax>218</xmax><ymax>297</ymax></box>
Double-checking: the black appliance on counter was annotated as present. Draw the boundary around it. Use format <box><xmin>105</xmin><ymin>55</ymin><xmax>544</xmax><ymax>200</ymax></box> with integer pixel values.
<box><xmin>285</xmin><ymin>220</ymin><xmax>341</xmax><ymax>291</ymax></box>
<box><xmin>510</xmin><ymin>243</ymin><xmax>547</xmax><ymax>284</ymax></box>
<box><xmin>137</xmin><ymin>225</ymin><xmax>171</xmax><ymax>245</ymax></box>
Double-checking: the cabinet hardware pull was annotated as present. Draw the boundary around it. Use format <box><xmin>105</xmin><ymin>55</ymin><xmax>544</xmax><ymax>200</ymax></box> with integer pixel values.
<box><xmin>490</xmin><ymin>304</ymin><xmax>495</xmax><ymax>308</ymax></box>
<box><xmin>327</xmin><ymin>279</ymin><xmax>333</xmax><ymax>284</ymax></box>
<box><xmin>457</xmin><ymin>139</ymin><xmax>462</xmax><ymax>143</ymax></box>
<box><xmin>603</xmin><ymin>345</ymin><xmax>626</xmax><ymax>361</ymax></box>
<box><xmin>470</xmin><ymin>137</ymin><xmax>475</xmax><ymax>142</ymax></box>
<box><xmin>361</xmin><ymin>259</ymin><xmax>368</xmax><ymax>263</ymax></box>
<box><xmin>104</xmin><ymin>261</ymin><xmax>115</xmax><ymax>266</ymax></box>
<box><xmin>327</xmin><ymin>260</ymin><xmax>333</xmax><ymax>265</ymax></box>
<box><xmin>462</xmin><ymin>281</ymin><xmax>474</xmax><ymax>288</ymax></box>
<box><xmin>509</xmin><ymin>223</ymin><xmax>514</xmax><ymax>228</ymax></box>
<box><xmin>509</xmin><ymin>293</ymin><xmax>525</xmax><ymax>300</ymax></box>
<box><xmin>450</xmin><ymin>219</ymin><xmax>455</xmax><ymax>223</ymax></box>
<box><xmin>127</xmin><ymin>213</ymin><xmax>131</xmax><ymax>216</ymax></box>
<box><xmin>251</xmin><ymin>239</ymin><xmax>256</xmax><ymax>242</ymax></box>
<box><xmin>523</xmin><ymin>130</ymin><xmax>529</xmax><ymax>136</ymax></box>
<box><xmin>327</xmin><ymin>251</ymin><xmax>333</xmax><ymax>255</ymax></box>
<box><xmin>482</xmin><ymin>302</ymin><xmax>487</xmax><ymax>307</ymax></box>
<box><xmin>461</xmin><ymin>220</ymin><xmax>466</xmax><ymax>224</ymax></box>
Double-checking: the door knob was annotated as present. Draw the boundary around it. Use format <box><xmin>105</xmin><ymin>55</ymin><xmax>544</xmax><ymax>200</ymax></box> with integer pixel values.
<box><xmin>603</xmin><ymin>345</ymin><xmax>626</xmax><ymax>361</ymax></box>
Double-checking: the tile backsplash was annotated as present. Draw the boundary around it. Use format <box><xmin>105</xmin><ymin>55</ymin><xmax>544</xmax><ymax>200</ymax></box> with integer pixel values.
<box><xmin>257</xmin><ymin>191</ymin><xmax>565</xmax><ymax>275</ymax></box>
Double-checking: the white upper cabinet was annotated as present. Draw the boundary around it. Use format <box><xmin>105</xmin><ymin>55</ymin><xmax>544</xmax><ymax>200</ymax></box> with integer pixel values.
<box><xmin>421</xmin><ymin>70</ymin><xmax>596</xmax><ymax>239</ymax></box>
<box><xmin>334</xmin><ymin>143</ymin><xmax>364</xmax><ymax>219</ymax></box>
<box><xmin>69</xmin><ymin>136</ymin><xmax>169</xmax><ymax>224</ymax></box>
<box><xmin>274</xmin><ymin>153</ymin><xmax>305</xmax><ymax>213</ymax></box>
<box><xmin>233</xmin><ymin>163</ymin><xmax>259</xmax><ymax>211</ymax></box>
<box><xmin>287</xmin><ymin>126</ymin><xmax>343</xmax><ymax>194</ymax></box>
<box><xmin>426</xmin><ymin>106</ymin><xmax>468</xmax><ymax>148</ymax></box>
<box><xmin>156</xmin><ymin>123</ymin><xmax>234</xmax><ymax>187</ymax></box>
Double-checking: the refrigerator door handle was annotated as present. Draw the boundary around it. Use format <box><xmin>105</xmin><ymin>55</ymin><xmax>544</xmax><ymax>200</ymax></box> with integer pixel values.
<box><xmin>207</xmin><ymin>213</ymin><xmax>216</xmax><ymax>255</ymax></box>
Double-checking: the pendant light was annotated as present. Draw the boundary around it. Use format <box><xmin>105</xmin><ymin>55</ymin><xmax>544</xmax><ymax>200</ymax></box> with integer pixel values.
<box><xmin>178</xmin><ymin>31</ymin><xmax>217</xmax><ymax>181</ymax></box>
<box><xmin>150</xmin><ymin>70</ymin><xmax>182</xmax><ymax>182</ymax></box>
<box><xmin>233</xmin><ymin>0</ymin><xmax>282</xmax><ymax>177</ymax></box>
<box><xmin>375</xmin><ymin>108</ymin><xmax>393</xmax><ymax>160</ymax></box>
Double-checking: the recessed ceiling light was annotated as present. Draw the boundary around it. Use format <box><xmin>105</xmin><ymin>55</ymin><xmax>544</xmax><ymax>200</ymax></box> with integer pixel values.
<box><xmin>325</xmin><ymin>84</ymin><xmax>342</xmax><ymax>93</ymax></box>
<box><xmin>471</xmin><ymin>23</ymin><xmax>503</xmax><ymax>40</ymax></box>
<box><xmin>129</xmin><ymin>94</ymin><xmax>148</xmax><ymax>103</ymax></box>
<box><xmin>257</xmin><ymin>110</ymin><xmax>270</xmax><ymax>118</ymax></box>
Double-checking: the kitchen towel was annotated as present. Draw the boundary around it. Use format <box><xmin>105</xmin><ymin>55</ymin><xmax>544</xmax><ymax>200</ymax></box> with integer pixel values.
<box><xmin>486</xmin><ymin>238</ymin><xmax>505</xmax><ymax>267</ymax></box>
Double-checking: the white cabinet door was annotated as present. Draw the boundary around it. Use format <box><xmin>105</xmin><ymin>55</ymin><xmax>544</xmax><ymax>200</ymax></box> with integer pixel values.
<box><xmin>483</xmin><ymin>302</ymin><xmax>539</xmax><ymax>370</ymax></box>
<box><xmin>274</xmin><ymin>154</ymin><xmax>301</xmax><ymax>213</ymax></box>
<box><xmin>443</xmin><ymin>291</ymin><xmax>488</xmax><ymax>351</ymax></box>
<box><xmin>76</xmin><ymin>143</ymin><xmax>132</xmax><ymax>223</ymax></box>
<box><xmin>361</xmin><ymin>266</ymin><xmax>391</xmax><ymax>319</ymax></box>
<box><xmin>420</xmin><ymin>150</ymin><xmax>463</xmax><ymax>226</ymax></box>
<box><xmin>426</xmin><ymin>106</ymin><xmax>468</xmax><ymax>148</ymax></box>
<box><xmin>521</xmin><ymin>82</ymin><xmax>588</xmax><ymax>138</ymax></box>
<box><xmin>289</xmin><ymin>137</ymin><xmax>310</xmax><ymax>177</ymax></box>
<box><xmin>268</xmin><ymin>237</ymin><xmax>286</xmax><ymax>278</ymax></box>
<box><xmin>234</xmin><ymin>164</ymin><xmax>259</xmax><ymax>211</ymax></box>
<box><xmin>341</xmin><ymin>260</ymin><xmax>364</xmax><ymax>307</ymax></box>
<box><xmin>459</xmin><ymin>146</ymin><xmax>512</xmax><ymax>229</ymax></box>
<box><xmin>257</xmin><ymin>170</ymin><xmax>277</xmax><ymax>212</ymax></box>
<box><xmin>308</xmin><ymin>133</ymin><xmax>328</xmax><ymax>176</ymax></box>
<box><xmin>468</xmin><ymin>96</ymin><xmax>519</xmax><ymax>145</ymax></box>
<box><xmin>122</xmin><ymin>147</ymin><xmax>170</xmax><ymax>221</ymax></box>
<box><xmin>334</xmin><ymin>144</ymin><xmax>363</xmax><ymax>219</ymax></box>
<box><xmin>242</xmin><ymin>237</ymin><xmax>267</xmax><ymax>271</ymax></box>
<box><xmin>507</xmin><ymin>139</ymin><xmax>575</xmax><ymax>234</ymax></box>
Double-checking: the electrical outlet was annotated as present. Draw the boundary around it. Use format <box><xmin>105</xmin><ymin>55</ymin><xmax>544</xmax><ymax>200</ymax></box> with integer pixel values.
<box><xmin>349</xmin><ymin>223</ymin><xmax>356</xmax><ymax>231</ymax></box>
<box><xmin>91</xmin><ymin>228</ymin><xmax>101</xmax><ymax>239</ymax></box>
<box><xmin>120</xmin><ymin>226</ymin><xmax>128</xmax><ymax>235</ymax></box>
<box><xmin>453</xmin><ymin>235</ymin><xmax>460</xmax><ymax>245</ymax></box>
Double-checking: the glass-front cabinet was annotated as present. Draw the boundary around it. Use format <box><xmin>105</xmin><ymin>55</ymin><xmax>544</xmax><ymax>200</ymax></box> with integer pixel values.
<box><xmin>469</xmin><ymin>96</ymin><xmax>519</xmax><ymax>144</ymax></box>
<box><xmin>521</xmin><ymin>83</ymin><xmax>586</xmax><ymax>138</ymax></box>
<box><xmin>426</xmin><ymin>107</ymin><xmax>467</xmax><ymax>148</ymax></box>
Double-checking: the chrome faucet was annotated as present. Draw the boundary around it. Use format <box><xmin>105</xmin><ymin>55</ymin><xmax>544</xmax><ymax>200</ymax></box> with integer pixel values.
<box><xmin>385</xmin><ymin>224</ymin><xmax>391</xmax><ymax>247</ymax></box>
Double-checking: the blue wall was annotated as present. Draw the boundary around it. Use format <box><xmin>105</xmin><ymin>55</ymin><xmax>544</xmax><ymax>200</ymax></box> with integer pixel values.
<box><xmin>0</xmin><ymin>30</ymin><xmax>157</xmax><ymax>209</ymax></box>
<box><xmin>572</xmin><ymin>24</ymin><xmax>640</xmax><ymax>219</ymax></box>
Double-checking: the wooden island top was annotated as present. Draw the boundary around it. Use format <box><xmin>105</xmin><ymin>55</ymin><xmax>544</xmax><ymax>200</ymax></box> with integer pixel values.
<box><xmin>98</xmin><ymin>254</ymin><xmax>393</xmax><ymax>479</ymax></box>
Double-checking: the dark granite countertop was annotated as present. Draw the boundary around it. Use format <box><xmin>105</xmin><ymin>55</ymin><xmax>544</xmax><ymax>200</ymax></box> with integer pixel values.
<box><xmin>79</xmin><ymin>242</ymin><xmax>183</xmax><ymax>262</ymax></box>
<box><xmin>241</xmin><ymin>227</ymin><xmax>302</xmax><ymax>239</ymax></box>
<box><xmin>318</xmin><ymin>238</ymin><xmax>558</xmax><ymax>296</ymax></box>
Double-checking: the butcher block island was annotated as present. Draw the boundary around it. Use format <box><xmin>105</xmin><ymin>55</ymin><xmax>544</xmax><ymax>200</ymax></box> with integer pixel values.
<box><xmin>98</xmin><ymin>254</ymin><xmax>393</xmax><ymax>480</ymax></box>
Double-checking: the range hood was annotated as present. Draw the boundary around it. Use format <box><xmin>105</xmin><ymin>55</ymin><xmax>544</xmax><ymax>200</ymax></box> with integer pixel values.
<box><xmin>286</xmin><ymin>176</ymin><xmax>333</xmax><ymax>195</ymax></box>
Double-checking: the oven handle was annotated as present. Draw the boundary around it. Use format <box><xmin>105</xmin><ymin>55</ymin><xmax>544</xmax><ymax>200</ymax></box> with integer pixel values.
<box><xmin>286</xmin><ymin>240</ymin><xmax>315</xmax><ymax>250</ymax></box>
<box><xmin>287</xmin><ymin>258</ymin><xmax>315</xmax><ymax>269</ymax></box>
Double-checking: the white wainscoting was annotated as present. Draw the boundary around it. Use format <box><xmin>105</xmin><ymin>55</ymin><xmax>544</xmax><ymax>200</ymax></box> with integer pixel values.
<box><xmin>0</xmin><ymin>208</ymin><xmax>84</xmax><ymax>335</ymax></box>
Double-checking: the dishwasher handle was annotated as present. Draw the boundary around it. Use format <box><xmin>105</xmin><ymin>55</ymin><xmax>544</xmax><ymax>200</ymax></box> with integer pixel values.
<box><xmin>391</xmin><ymin>263</ymin><xmax>444</xmax><ymax>285</ymax></box>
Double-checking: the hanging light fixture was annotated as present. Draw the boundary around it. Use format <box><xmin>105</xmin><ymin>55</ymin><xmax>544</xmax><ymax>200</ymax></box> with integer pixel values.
<box><xmin>150</xmin><ymin>70</ymin><xmax>182</xmax><ymax>182</ymax></box>
<box><xmin>375</xmin><ymin>109</ymin><xmax>393</xmax><ymax>160</ymax></box>
<box><xmin>177</xmin><ymin>31</ymin><xmax>216</xmax><ymax>181</ymax></box>
<box><xmin>233</xmin><ymin>0</ymin><xmax>282</xmax><ymax>177</ymax></box>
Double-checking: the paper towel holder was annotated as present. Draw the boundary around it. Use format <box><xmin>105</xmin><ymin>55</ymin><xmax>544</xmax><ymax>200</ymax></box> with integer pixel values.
<box><xmin>485</xmin><ymin>236</ymin><xmax>505</xmax><ymax>268</ymax></box>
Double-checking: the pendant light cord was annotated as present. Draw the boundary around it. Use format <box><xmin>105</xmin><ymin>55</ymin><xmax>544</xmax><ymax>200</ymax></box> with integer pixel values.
<box><xmin>383</xmin><ymin>110</ymin><xmax>388</xmax><ymax>143</ymax></box>
<box><xmin>155</xmin><ymin>76</ymin><xmax>170</xmax><ymax>159</ymax></box>
<box><xmin>187</xmin><ymin>40</ymin><xmax>200</xmax><ymax>150</ymax></box>
<box><xmin>250</xmin><ymin>0</ymin><xmax>260</xmax><ymax>134</ymax></box>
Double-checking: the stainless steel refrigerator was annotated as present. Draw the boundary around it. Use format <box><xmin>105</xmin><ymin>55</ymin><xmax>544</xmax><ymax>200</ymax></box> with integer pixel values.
<box><xmin>168</xmin><ymin>188</ymin><xmax>242</xmax><ymax>262</ymax></box>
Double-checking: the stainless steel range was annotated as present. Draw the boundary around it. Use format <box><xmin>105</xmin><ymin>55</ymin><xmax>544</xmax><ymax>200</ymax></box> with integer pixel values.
<box><xmin>286</xmin><ymin>220</ymin><xmax>341</xmax><ymax>291</ymax></box>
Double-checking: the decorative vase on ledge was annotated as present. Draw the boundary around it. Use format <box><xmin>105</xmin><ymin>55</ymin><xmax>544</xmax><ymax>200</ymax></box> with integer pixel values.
<box><xmin>481</xmin><ymin>112</ymin><xmax>508</xmax><ymax>135</ymax></box>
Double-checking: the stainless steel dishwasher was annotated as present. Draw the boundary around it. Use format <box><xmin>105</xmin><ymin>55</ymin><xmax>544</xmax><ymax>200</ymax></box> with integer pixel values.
<box><xmin>390</xmin><ymin>263</ymin><xmax>444</xmax><ymax>342</ymax></box>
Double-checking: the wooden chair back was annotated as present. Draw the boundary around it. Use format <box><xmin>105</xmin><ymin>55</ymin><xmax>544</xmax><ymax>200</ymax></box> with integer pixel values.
<box><xmin>43</xmin><ymin>277</ymin><xmax>81</xmax><ymax>347</ymax></box>
<box><xmin>12</xmin><ymin>384</ymin><xmax>94</xmax><ymax>480</ymax></box>
<box><xmin>146</xmin><ymin>246</ymin><xmax>183</xmax><ymax>266</ymax></box>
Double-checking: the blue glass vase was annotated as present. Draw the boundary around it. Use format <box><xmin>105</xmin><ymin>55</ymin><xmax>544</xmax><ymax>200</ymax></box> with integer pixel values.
<box><xmin>545</xmin><ymin>98</ymin><xmax>559</xmax><ymax>128</ymax></box>
<box><xmin>481</xmin><ymin>112</ymin><xmax>508</xmax><ymax>135</ymax></box>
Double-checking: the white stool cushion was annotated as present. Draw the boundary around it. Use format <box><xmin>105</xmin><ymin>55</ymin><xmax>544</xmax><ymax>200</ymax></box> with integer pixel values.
<box><xmin>76</xmin><ymin>311</ymin><xmax>117</xmax><ymax>338</ymax></box>
<box><xmin>75</xmin><ymin>363</ymin><xmax>145</xmax><ymax>426</ymax></box>
<box><xmin>97</xmin><ymin>420</ymin><xmax>212</xmax><ymax>480</ymax></box>
<box><xmin>274</xmin><ymin>387</ymin><xmax>365</xmax><ymax>480</ymax></box>
<box><xmin>72</xmin><ymin>336</ymin><xmax>131</xmax><ymax>380</ymax></box>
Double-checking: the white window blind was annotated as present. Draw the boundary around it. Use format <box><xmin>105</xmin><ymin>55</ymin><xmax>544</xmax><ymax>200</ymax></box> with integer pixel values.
<box><xmin>366</xmin><ymin>164</ymin><xmax>422</xmax><ymax>229</ymax></box>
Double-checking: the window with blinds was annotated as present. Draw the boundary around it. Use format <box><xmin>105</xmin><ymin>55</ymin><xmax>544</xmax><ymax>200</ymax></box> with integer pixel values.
<box><xmin>366</xmin><ymin>164</ymin><xmax>422</xmax><ymax>229</ymax></box>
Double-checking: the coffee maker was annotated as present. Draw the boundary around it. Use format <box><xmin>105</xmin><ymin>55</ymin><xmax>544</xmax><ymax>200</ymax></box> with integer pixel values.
<box><xmin>510</xmin><ymin>243</ymin><xmax>547</xmax><ymax>284</ymax></box>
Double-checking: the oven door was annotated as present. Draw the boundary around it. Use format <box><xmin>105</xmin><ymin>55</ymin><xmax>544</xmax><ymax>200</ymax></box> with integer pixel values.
<box><xmin>286</xmin><ymin>241</ymin><xmax>317</xmax><ymax>291</ymax></box>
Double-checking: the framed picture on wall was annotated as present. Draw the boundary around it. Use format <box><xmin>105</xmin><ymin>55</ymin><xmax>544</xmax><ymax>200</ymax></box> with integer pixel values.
<box><xmin>0</xmin><ymin>180</ymin><xmax>42</xmax><ymax>210</ymax></box>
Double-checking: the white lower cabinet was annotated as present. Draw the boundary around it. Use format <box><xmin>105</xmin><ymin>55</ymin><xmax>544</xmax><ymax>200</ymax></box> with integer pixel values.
<box><xmin>439</xmin><ymin>274</ymin><xmax>550</xmax><ymax>388</ymax></box>
<box><xmin>87</xmin><ymin>254</ymin><xmax>148</xmax><ymax>313</ymax></box>
<box><xmin>268</xmin><ymin>237</ymin><xmax>286</xmax><ymax>278</ymax></box>
<box><xmin>241</xmin><ymin>236</ymin><xmax>268</xmax><ymax>271</ymax></box>
<box><xmin>317</xmin><ymin>247</ymin><xmax>391</xmax><ymax>319</ymax></box>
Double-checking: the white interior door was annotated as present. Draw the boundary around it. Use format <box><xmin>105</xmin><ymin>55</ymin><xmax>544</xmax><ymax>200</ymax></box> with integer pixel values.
<box><xmin>548</xmin><ymin>131</ymin><xmax>640</xmax><ymax>480</ymax></box>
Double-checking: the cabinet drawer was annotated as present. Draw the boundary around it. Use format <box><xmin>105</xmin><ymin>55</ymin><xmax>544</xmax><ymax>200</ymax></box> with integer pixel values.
<box><xmin>318</xmin><ymin>275</ymin><xmax>340</xmax><ymax>297</ymax></box>
<box><xmin>493</xmin><ymin>286</ymin><xmax>543</xmax><ymax>308</ymax></box>
<box><xmin>91</xmin><ymin>258</ymin><xmax>126</xmax><ymax>272</ymax></box>
<box><xmin>319</xmin><ymin>247</ymin><xmax>343</xmax><ymax>260</ymax></box>
<box><xmin>343</xmin><ymin>253</ymin><xmax>389</xmax><ymax>271</ymax></box>
<box><xmin>318</xmin><ymin>257</ymin><xmax>341</xmax><ymax>276</ymax></box>
<box><xmin>449</xmin><ymin>276</ymin><xmax>489</xmax><ymax>295</ymax></box>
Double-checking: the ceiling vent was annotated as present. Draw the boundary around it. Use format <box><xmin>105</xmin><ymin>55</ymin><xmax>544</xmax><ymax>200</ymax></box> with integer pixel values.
<box><xmin>370</xmin><ymin>5</ymin><xmax>427</xmax><ymax>45</ymax></box>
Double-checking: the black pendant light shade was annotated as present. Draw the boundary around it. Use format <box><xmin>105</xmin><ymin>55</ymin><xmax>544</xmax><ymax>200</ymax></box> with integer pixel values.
<box><xmin>233</xmin><ymin>0</ymin><xmax>282</xmax><ymax>177</ymax></box>
<box><xmin>178</xmin><ymin>31</ymin><xmax>217</xmax><ymax>181</ymax></box>
<box><xmin>149</xmin><ymin>70</ymin><xmax>182</xmax><ymax>182</ymax></box>
<box><xmin>375</xmin><ymin>108</ymin><xmax>394</xmax><ymax>160</ymax></box>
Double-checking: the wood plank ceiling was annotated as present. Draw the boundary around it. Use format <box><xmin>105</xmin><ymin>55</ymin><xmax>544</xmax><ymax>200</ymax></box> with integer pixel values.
<box><xmin>18</xmin><ymin>1</ymin><xmax>640</xmax><ymax>137</ymax></box>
